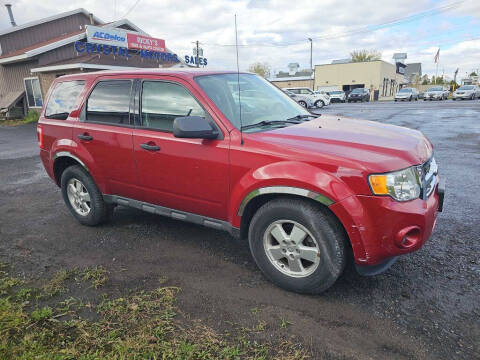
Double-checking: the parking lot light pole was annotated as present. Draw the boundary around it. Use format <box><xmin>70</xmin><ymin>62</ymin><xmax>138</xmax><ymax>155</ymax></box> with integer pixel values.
<box><xmin>308</xmin><ymin>38</ymin><xmax>313</xmax><ymax>71</ymax></box>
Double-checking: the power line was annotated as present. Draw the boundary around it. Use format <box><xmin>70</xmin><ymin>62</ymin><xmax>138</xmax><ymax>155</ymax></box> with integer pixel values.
<box><xmin>202</xmin><ymin>0</ymin><xmax>467</xmax><ymax>48</ymax></box>
<box><xmin>121</xmin><ymin>0</ymin><xmax>142</xmax><ymax>19</ymax></box>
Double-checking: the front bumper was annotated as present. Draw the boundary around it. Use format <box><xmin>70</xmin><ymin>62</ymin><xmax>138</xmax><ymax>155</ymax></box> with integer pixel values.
<box><xmin>330</xmin><ymin>178</ymin><xmax>443</xmax><ymax>267</ymax></box>
<box><xmin>453</xmin><ymin>93</ymin><xmax>473</xmax><ymax>99</ymax></box>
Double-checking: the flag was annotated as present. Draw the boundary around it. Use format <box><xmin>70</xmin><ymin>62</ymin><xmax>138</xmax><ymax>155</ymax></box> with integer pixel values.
<box><xmin>434</xmin><ymin>48</ymin><xmax>440</xmax><ymax>63</ymax></box>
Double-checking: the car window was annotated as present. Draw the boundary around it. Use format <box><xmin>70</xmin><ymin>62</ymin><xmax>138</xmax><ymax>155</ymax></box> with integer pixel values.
<box><xmin>86</xmin><ymin>80</ymin><xmax>132</xmax><ymax>124</ymax></box>
<box><xmin>45</xmin><ymin>80</ymin><xmax>85</xmax><ymax>120</ymax></box>
<box><xmin>300</xmin><ymin>89</ymin><xmax>312</xmax><ymax>94</ymax></box>
<box><xmin>141</xmin><ymin>81</ymin><xmax>205</xmax><ymax>132</ymax></box>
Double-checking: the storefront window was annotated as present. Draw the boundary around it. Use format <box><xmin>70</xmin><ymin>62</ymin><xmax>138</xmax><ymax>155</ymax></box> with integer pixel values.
<box><xmin>24</xmin><ymin>77</ymin><xmax>43</xmax><ymax>107</ymax></box>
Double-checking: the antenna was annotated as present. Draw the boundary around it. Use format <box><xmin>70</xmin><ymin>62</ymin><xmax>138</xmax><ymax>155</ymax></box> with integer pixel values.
<box><xmin>235</xmin><ymin>14</ymin><xmax>244</xmax><ymax>145</ymax></box>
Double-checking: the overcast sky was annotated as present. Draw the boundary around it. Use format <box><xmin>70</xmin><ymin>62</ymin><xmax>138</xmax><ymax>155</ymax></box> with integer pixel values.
<box><xmin>1</xmin><ymin>0</ymin><xmax>479</xmax><ymax>79</ymax></box>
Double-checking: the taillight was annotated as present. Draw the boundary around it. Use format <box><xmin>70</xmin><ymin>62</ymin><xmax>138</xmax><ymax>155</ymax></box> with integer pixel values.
<box><xmin>37</xmin><ymin>126</ymin><xmax>44</xmax><ymax>149</ymax></box>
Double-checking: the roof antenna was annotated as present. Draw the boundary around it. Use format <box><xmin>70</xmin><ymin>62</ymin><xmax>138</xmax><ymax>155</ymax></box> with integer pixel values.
<box><xmin>234</xmin><ymin>14</ymin><xmax>244</xmax><ymax>145</ymax></box>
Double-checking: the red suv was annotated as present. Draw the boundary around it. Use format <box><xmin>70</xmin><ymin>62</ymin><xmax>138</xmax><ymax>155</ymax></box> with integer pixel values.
<box><xmin>37</xmin><ymin>70</ymin><xmax>444</xmax><ymax>294</ymax></box>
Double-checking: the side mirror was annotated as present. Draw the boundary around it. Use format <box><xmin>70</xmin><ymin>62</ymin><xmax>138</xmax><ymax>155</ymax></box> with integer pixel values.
<box><xmin>173</xmin><ymin>116</ymin><xmax>218</xmax><ymax>139</ymax></box>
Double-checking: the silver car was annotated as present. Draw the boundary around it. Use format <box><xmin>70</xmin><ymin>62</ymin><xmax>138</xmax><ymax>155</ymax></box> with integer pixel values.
<box><xmin>423</xmin><ymin>86</ymin><xmax>448</xmax><ymax>101</ymax></box>
<box><xmin>452</xmin><ymin>85</ymin><xmax>480</xmax><ymax>100</ymax></box>
<box><xmin>395</xmin><ymin>87</ymin><xmax>419</xmax><ymax>101</ymax></box>
<box><xmin>326</xmin><ymin>90</ymin><xmax>346</xmax><ymax>103</ymax></box>
<box><xmin>285</xmin><ymin>87</ymin><xmax>330</xmax><ymax>108</ymax></box>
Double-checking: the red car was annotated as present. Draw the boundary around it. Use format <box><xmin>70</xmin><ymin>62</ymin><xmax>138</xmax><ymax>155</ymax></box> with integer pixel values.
<box><xmin>37</xmin><ymin>70</ymin><xmax>444</xmax><ymax>294</ymax></box>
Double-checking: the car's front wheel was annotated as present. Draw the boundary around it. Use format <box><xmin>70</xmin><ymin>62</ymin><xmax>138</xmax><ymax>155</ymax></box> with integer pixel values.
<box><xmin>248</xmin><ymin>198</ymin><xmax>347</xmax><ymax>294</ymax></box>
<box><xmin>61</xmin><ymin>165</ymin><xmax>113</xmax><ymax>226</ymax></box>
<box><xmin>298</xmin><ymin>100</ymin><xmax>307</xmax><ymax>108</ymax></box>
<box><xmin>315</xmin><ymin>100</ymin><xmax>324</xmax><ymax>108</ymax></box>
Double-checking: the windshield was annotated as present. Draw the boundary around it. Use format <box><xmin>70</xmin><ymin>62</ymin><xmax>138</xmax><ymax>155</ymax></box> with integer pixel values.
<box><xmin>399</xmin><ymin>88</ymin><xmax>413</xmax><ymax>93</ymax></box>
<box><xmin>195</xmin><ymin>73</ymin><xmax>310</xmax><ymax>130</ymax></box>
<box><xmin>458</xmin><ymin>86</ymin><xmax>474</xmax><ymax>90</ymax></box>
<box><xmin>351</xmin><ymin>88</ymin><xmax>365</xmax><ymax>93</ymax></box>
<box><xmin>428</xmin><ymin>87</ymin><xmax>443</xmax><ymax>91</ymax></box>
<box><xmin>329</xmin><ymin>91</ymin><xmax>343</xmax><ymax>94</ymax></box>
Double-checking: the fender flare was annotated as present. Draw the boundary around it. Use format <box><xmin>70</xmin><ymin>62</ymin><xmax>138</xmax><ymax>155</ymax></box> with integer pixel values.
<box><xmin>52</xmin><ymin>151</ymin><xmax>89</xmax><ymax>172</ymax></box>
<box><xmin>237</xmin><ymin>186</ymin><xmax>334</xmax><ymax>216</ymax></box>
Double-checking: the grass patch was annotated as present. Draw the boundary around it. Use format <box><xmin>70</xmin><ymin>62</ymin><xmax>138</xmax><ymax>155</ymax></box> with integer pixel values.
<box><xmin>0</xmin><ymin>109</ymin><xmax>39</xmax><ymax>126</ymax></box>
<box><xmin>0</xmin><ymin>264</ymin><xmax>310</xmax><ymax>359</ymax></box>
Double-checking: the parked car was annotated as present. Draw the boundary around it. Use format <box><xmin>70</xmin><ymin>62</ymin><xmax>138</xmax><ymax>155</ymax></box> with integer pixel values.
<box><xmin>424</xmin><ymin>86</ymin><xmax>448</xmax><ymax>101</ymax></box>
<box><xmin>347</xmin><ymin>88</ymin><xmax>370</xmax><ymax>102</ymax></box>
<box><xmin>285</xmin><ymin>87</ymin><xmax>330</xmax><ymax>108</ymax></box>
<box><xmin>282</xmin><ymin>89</ymin><xmax>312</xmax><ymax>107</ymax></box>
<box><xmin>37</xmin><ymin>70</ymin><xmax>444</xmax><ymax>294</ymax></box>
<box><xmin>394</xmin><ymin>87</ymin><xmax>419</xmax><ymax>101</ymax></box>
<box><xmin>326</xmin><ymin>90</ymin><xmax>346</xmax><ymax>103</ymax></box>
<box><xmin>452</xmin><ymin>85</ymin><xmax>480</xmax><ymax>100</ymax></box>
<box><xmin>418</xmin><ymin>91</ymin><xmax>424</xmax><ymax>99</ymax></box>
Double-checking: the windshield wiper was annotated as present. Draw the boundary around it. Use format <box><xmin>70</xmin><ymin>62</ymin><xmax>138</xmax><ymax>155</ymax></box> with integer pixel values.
<box><xmin>241</xmin><ymin>119</ymin><xmax>302</xmax><ymax>131</ymax></box>
<box><xmin>285</xmin><ymin>114</ymin><xmax>317</xmax><ymax>122</ymax></box>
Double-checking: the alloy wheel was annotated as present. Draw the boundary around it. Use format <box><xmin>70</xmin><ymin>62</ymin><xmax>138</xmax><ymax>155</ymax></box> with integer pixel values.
<box><xmin>66</xmin><ymin>178</ymin><xmax>91</xmax><ymax>216</ymax></box>
<box><xmin>263</xmin><ymin>220</ymin><xmax>320</xmax><ymax>278</ymax></box>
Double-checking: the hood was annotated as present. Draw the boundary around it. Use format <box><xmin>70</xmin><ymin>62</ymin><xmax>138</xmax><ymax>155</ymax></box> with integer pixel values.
<box><xmin>249</xmin><ymin>115</ymin><xmax>432</xmax><ymax>173</ymax></box>
<box><xmin>425</xmin><ymin>90</ymin><xmax>443</xmax><ymax>94</ymax></box>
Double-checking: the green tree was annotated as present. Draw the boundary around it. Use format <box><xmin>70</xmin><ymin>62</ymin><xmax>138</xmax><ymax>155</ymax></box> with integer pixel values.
<box><xmin>350</xmin><ymin>49</ymin><xmax>382</xmax><ymax>62</ymax></box>
<box><xmin>248</xmin><ymin>62</ymin><xmax>271</xmax><ymax>78</ymax></box>
<box><xmin>469</xmin><ymin>71</ymin><xmax>477</xmax><ymax>77</ymax></box>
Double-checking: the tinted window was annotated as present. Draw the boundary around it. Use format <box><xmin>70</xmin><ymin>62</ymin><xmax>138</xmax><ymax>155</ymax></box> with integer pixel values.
<box><xmin>141</xmin><ymin>81</ymin><xmax>204</xmax><ymax>131</ymax></box>
<box><xmin>45</xmin><ymin>81</ymin><xmax>85</xmax><ymax>119</ymax></box>
<box><xmin>86</xmin><ymin>80</ymin><xmax>131</xmax><ymax>124</ymax></box>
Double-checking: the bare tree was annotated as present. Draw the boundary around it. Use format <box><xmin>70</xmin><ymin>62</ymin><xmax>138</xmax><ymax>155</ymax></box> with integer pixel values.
<box><xmin>350</xmin><ymin>50</ymin><xmax>382</xmax><ymax>62</ymax></box>
<box><xmin>248</xmin><ymin>62</ymin><xmax>271</xmax><ymax>78</ymax></box>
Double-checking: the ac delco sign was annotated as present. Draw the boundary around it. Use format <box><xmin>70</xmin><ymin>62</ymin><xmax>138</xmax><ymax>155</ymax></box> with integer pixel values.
<box><xmin>127</xmin><ymin>33</ymin><xmax>166</xmax><ymax>52</ymax></box>
<box><xmin>86</xmin><ymin>25</ymin><xmax>128</xmax><ymax>48</ymax></box>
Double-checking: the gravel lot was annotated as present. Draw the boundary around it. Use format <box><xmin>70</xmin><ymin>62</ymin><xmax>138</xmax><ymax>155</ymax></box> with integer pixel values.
<box><xmin>1</xmin><ymin>100</ymin><xmax>479</xmax><ymax>359</ymax></box>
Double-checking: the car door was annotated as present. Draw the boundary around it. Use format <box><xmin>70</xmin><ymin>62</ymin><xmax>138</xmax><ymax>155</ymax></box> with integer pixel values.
<box><xmin>73</xmin><ymin>78</ymin><xmax>138</xmax><ymax>198</ymax></box>
<box><xmin>132</xmin><ymin>77</ymin><xmax>230</xmax><ymax>220</ymax></box>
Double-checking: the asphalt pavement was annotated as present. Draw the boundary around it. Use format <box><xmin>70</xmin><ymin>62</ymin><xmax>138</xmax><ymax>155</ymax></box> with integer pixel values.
<box><xmin>0</xmin><ymin>100</ymin><xmax>479</xmax><ymax>359</ymax></box>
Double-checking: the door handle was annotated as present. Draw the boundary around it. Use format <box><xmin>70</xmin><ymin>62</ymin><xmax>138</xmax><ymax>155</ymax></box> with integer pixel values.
<box><xmin>77</xmin><ymin>133</ymin><xmax>93</xmax><ymax>141</ymax></box>
<box><xmin>140</xmin><ymin>143</ymin><xmax>161</xmax><ymax>151</ymax></box>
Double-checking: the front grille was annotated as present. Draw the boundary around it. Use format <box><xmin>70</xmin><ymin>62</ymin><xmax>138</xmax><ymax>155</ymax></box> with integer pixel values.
<box><xmin>417</xmin><ymin>156</ymin><xmax>438</xmax><ymax>199</ymax></box>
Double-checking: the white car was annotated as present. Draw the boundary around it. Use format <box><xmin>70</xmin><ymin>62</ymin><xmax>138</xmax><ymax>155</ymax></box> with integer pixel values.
<box><xmin>395</xmin><ymin>87</ymin><xmax>419</xmax><ymax>101</ymax></box>
<box><xmin>285</xmin><ymin>87</ymin><xmax>330</xmax><ymax>108</ymax></box>
<box><xmin>423</xmin><ymin>86</ymin><xmax>448</xmax><ymax>101</ymax></box>
<box><xmin>452</xmin><ymin>85</ymin><xmax>480</xmax><ymax>100</ymax></box>
<box><xmin>326</xmin><ymin>90</ymin><xmax>346</xmax><ymax>103</ymax></box>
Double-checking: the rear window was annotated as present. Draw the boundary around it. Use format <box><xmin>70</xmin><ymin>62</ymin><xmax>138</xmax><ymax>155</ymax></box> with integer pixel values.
<box><xmin>45</xmin><ymin>80</ymin><xmax>85</xmax><ymax>120</ymax></box>
<box><xmin>86</xmin><ymin>80</ymin><xmax>132</xmax><ymax>124</ymax></box>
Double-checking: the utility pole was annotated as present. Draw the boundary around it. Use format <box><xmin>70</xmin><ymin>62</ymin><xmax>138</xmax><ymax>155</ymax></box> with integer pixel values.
<box><xmin>196</xmin><ymin>40</ymin><xmax>199</xmax><ymax>68</ymax></box>
<box><xmin>308</xmin><ymin>38</ymin><xmax>313</xmax><ymax>71</ymax></box>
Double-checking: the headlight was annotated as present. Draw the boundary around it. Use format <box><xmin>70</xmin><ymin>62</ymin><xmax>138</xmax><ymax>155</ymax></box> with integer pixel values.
<box><xmin>368</xmin><ymin>167</ymin><xmax>421</xmax><ymax>201</ymax></box>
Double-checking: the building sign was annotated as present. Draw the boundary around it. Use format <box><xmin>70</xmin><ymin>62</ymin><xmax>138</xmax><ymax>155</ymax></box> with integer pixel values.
<box><xmin>396</xmin><ymin>62</ymin><xmax>406</xmax><ymax>75</ymax></box>
<box><xmin>184</xmin><ymin>56</ymin><xmax>208</xmax><ymax>66</ymax></box>
<box><xmin>74</xmin><ymin>41</ymin><xmax>179</xmax><ymax>63</ymax></box>
<box><xmin>86</xmin><ymin>25</ymin><xmax>127</xmax><ymax>48</ymax></box>
<box><xmin>127</xmin><ymin>33</ymin><xmax>166</xmax><ymax>52</ymax></box>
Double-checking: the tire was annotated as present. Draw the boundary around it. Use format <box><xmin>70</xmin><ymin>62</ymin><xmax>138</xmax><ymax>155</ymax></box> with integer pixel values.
<box><xmin>315</xmin><ymin>100</ymin><xmax>324</xmax><ymax>108</ymax></box>
<box><xmin>409</xmin><ymin>96</ymin><xmax>412</xmax><ymax>101</ymax></box>
<box><xmin>248</xmin><ymin>198</ymin><xmax>347</xmax><ymax>294</ymax></box>
<box><xmin>61</xmin><ymin>165</ymin><xmax>113</xmax><ymax>226</ymax></box>
<box><xmin>471</xmin><ymin>94</ymin><xmax>475</xmax><ymax>100</ymax></box>
<box><xmin>298</xmin><ymin>100</ymin><xmax>307</xmax><ymax>108</ymax></box>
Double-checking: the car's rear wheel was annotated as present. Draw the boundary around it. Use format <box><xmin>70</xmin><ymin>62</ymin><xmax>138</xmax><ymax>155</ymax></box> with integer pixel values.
<box><xmin>315</xmin><ymin>100</ymin><xmax>324</xmax><ymax>108</ymax></box>
<box><xmin>61</xmin><ymin>165</ymin><xmax>113</xmax><ymax>226</ymax></box>
<box><xmin>298</xmin><ymin>100</ymin><xmax>307</xmax><ymax>108</ymax></box>
<box><xmin>248</xmin><ymin>198</ymin><xmax>346</xmax><ymax>294</ymax></box>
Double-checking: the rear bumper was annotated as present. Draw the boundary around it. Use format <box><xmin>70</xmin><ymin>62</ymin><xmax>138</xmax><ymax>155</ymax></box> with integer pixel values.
<box><xmin>40</xmin><ymin>149</ymin><xmax>55</xmax><ymax>182</ymax></box>
<box><xmin>330</xmin><ymin>179</ymin><xmax>442</xmax><ymax>267</ymax></box>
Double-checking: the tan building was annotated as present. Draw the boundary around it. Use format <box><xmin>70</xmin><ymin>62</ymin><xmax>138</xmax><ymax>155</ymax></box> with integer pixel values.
<box><xmin>314</xmin><ymin>60</ymin><xmax>407</xmax><ymax>101</ymax></box>
<box><xmin>270</xmin><ymin>75</ymin><xmax>314</xmax><ymax>89</ymax></box>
